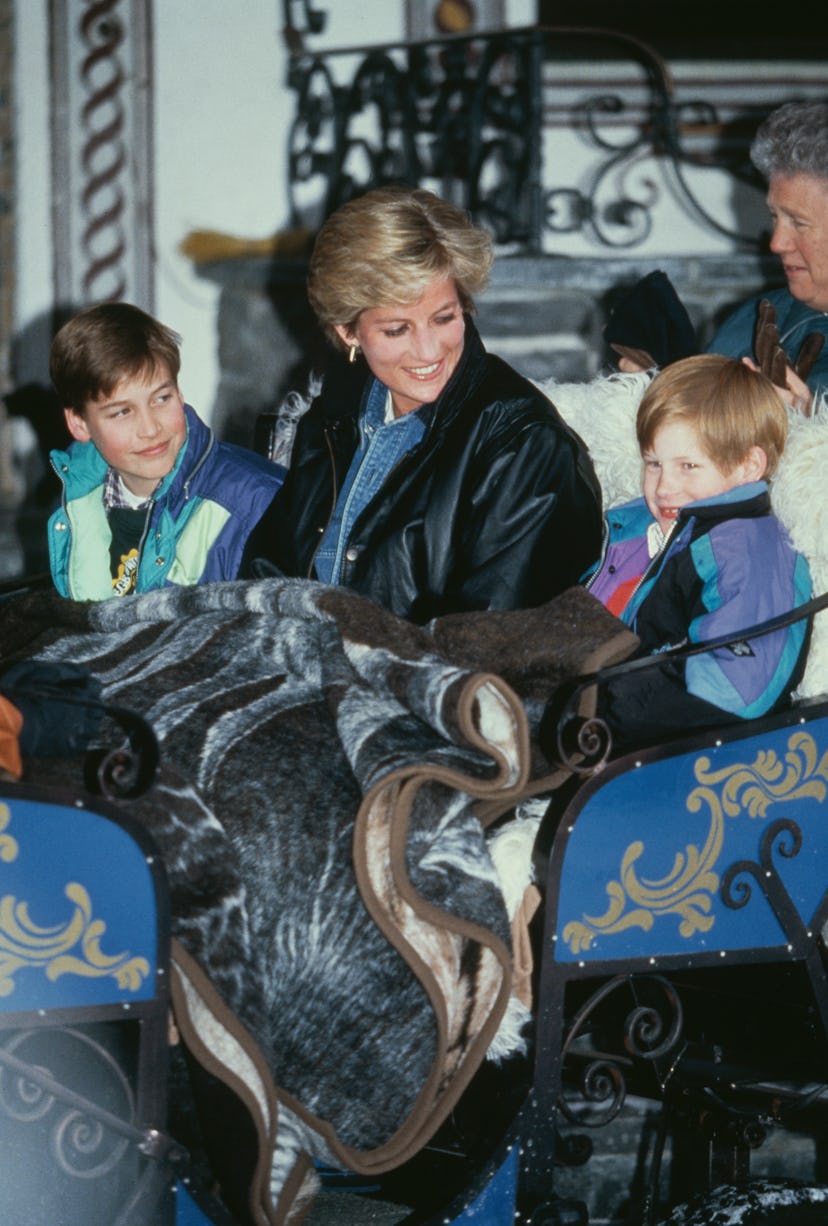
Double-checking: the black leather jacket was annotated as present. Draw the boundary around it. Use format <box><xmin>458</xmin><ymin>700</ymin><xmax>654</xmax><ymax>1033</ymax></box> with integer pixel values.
<box><xmin>246</xmin><ymin>319</ymin><xmax>602</xmax><ymax>623</ymax></box>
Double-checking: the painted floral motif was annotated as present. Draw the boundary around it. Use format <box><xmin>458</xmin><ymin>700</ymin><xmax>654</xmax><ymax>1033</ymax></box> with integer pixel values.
<box><xmin>0</xmin><ymin>804</ymin><xmax>149</xmax><ymax>996</ymax></box>
<box><xmin>562</xmin><ymin>731</ymin><xmax>828</xmax><ymax>954</ymax></box>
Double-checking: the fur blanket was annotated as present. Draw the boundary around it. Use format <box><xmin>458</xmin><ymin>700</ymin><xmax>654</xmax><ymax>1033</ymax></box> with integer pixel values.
<box><xmin>0</xmin><ymin>578</ymin><xmax>634</xmax><ymax>1225</ymax></box>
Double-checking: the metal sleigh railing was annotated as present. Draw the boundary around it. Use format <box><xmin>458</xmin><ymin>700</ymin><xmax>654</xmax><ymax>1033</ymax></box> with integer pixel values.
<box><xmin>281</xmin><ymin>18</ymin><xmax>772</xmax><ymax>253</ymax></box>
<box><xmin>542</xmin><ymin>587</ymin><xmax>828</xmax><ymax>774</ymax></box>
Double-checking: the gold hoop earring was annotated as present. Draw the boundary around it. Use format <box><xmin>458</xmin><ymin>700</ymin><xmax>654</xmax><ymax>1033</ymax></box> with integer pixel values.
<box><xmin>348</xmin><ymin>344</ymin><xmax>359</xmax><ymax>364</ymax></box>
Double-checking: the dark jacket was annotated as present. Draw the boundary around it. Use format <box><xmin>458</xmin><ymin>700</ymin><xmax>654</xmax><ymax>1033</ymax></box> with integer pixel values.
<box><xmin>588</xmin><ymin>485</ymin><xmax>812</xmax><ymax>747</ymax></box>
<box><xmin>708</xmin><ymin>287</ymin><xmax>828</xmax><ymax>395</ymax></box>
<box><xmin>246</xmin><ymin>320</ymin><xmax>602</xmax><ymax>623</ymax></box>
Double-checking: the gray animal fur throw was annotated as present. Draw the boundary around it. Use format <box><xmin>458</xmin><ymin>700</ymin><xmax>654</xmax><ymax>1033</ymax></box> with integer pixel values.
<box><xmin>0</xmin><ymin>578</ymin><xmax>635</xmax><ymax>1224</ymax></box>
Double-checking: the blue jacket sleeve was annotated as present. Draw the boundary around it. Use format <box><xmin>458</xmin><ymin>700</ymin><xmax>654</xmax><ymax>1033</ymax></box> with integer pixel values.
<box><xmin>683</xmin><ymin>523</ymin><xmax>811</xmax><ymax>720</ymax></box>
<box><xmin>598</xmin><ymin>517</ymin><xmax>812</xmax><ymax>750</ymax></box>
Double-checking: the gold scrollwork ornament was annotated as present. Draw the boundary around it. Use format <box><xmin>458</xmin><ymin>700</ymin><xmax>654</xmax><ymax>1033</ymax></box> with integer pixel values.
<box><xmin>0</xmin><ymin>805</ymin><xmax>149</xmax><ymax>996</ymax></box>
<box><xmin>562</xmin><ymin>731</ymin><xmax>828</xmax><ymax>954</ymax></box>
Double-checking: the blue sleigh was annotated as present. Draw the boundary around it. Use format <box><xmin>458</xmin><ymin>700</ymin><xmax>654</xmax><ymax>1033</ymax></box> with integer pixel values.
<box><xmin>0</xmin><ymin>599</ymin><xmax>827</xmax><ymax>1226</ymax></box>
<box><xmin>0</xmin><ymin>782</ymin><xmax>170</xmax><ymax>1224</ymax></box>
<box><xmin>526</xmin><ymin>698</ymin><xmax>828</xmax><ymax>1223</ymax></box>
<box><xmin>0</xmin><ymin>756</ymin><xmax>232</xmax><ymax>1224</ymax></box>
<box><xmin>409</xmin><ymin>597</ymin><xmax>828</xmax><ymax>1226</ymax></box>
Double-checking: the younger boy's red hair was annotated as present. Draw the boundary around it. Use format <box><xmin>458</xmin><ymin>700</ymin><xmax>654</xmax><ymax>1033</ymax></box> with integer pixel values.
<box><xmin>636</xmin><ymin>354</ymin><xmax>788</xmax><ymax>478</ymax></box>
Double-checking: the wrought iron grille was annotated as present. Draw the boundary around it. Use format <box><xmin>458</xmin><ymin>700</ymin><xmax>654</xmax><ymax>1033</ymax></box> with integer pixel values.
<box><xmin>283</xmin><ymin>24</ymin><xmax>773</xmax><ymax>252</ymax></box>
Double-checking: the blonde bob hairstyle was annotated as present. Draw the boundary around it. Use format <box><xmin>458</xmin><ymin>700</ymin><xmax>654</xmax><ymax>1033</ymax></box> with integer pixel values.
<box><xmin>636</xmin><ymin>354</ymin><xmax>788</xmax><ymax>479</ymax></box>
<box><xmin>307</xmin><ymin>187</ymin><xmax>494</xmax><ymax>347</ymax></box>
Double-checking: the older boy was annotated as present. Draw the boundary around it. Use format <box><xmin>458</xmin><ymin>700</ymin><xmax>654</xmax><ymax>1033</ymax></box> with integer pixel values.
<box><xmin>48</xmin><ymin>303</ymin><xmax>284</xmax><ymax>600</ymax></box>
<box><xmin>587</xmin><ymin>355</ymin><xmax>812</xmax><ymax>744</ymax></box>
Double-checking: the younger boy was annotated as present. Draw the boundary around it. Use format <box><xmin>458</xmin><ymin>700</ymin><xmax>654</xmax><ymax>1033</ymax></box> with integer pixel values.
<box><xmin>587</xmin><ymin>354</ymin><xmax>811</xmax><ymax>745</ymax></box>
<box><xmin>48</xmin><ymin>303</ymin><xmax>284</xmax><ymax>600</ymax></box>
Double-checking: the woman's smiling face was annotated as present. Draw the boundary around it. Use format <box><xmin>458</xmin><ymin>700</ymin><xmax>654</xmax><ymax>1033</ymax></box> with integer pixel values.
<box><xmin>335</xmin><ymin>279</ymin><xmax>466</xmax><ymax>417</ymax></box>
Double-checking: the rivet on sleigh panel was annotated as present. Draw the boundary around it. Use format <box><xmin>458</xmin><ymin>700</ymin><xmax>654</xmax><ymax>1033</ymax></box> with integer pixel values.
<box><xmin>550</xmin><ymin>707</ymin><xmax>828</xmax><ymax>966</ymax></box>
<box><xmin>0</xmin><ymin>796</ymin><xmax>159</xmax><ymax>1013</ymax></box>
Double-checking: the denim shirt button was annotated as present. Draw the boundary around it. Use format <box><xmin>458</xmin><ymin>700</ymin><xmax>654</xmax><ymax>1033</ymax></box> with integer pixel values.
<box><xmin>345</xmin><ymin>547</ymin><xmax>360</xmax><ymax>563</ymax></box>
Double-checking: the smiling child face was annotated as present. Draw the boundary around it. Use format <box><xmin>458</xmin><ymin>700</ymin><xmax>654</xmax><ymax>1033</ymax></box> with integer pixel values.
<box><xmin>642</xmin><ymin>419</ymin><xmax>762</xmax><ymax>534</ymax></box>
<box><xmin>64</xmin><ymin>363</ymin><xmax>187</xmax><ymax>498</ymax></box>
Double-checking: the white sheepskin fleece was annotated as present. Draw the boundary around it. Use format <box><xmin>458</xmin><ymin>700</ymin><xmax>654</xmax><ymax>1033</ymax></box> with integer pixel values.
<box><xmin>486</xmin><ymin>802</ymin><xmax>546</xmax><ymax>1063</ymax></box>
<box><xmin>488</xmin><ymin>803</ymin><xmax>544</xmax><ymax>917</ymax></box>
<box><xmin>537</xmin><ymin>372</ymin><xmax>828</xmax><ymax>701</ymax></box>
<box><xmin>487</xmin><ymin>992</ymin><xmax>532</xmax><ymax>1064</ymax></box>
<box><xmin>537</xmin><ymin>370</ymin><xmax>649</xmax><ymax>510</ymax></box>
<box><xmin>770</xmin><ymin>403</ymin><xmax>828</xmax><ymax>696</ymax></box>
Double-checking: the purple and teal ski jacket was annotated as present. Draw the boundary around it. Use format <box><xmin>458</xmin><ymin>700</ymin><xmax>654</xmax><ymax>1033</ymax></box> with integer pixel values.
<box><xmin>49</xmin><ymin>405</ymin><xmax>284</xmax><ymax>600</ymax></box>
<box><xmin>585</xmin><ymin>482</ymin><xmax>812</xmax><ymax>744</ymax></box>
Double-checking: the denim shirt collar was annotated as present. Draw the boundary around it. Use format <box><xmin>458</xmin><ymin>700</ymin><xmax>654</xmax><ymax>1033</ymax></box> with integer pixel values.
<box><xmin>314</xmin><ymin>377</ymin><xmax>428</xmax><ymax>584</ymax></box>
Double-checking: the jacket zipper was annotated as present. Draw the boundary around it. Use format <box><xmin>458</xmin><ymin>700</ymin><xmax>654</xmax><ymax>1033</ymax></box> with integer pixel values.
<box><xmin>125</xmin><ymin>419</ymin><xmax>212</xmax><ymax>584</ymax></box>
<box><xmin>182</xmin><ymin>430</ymin><xmax>214</xmax><ymax>500</ymax></box>
<box><xmin>623</xmin><ymin>518</ymin><xmax>683</xmax><ymax>622</ymax></box>
<box><xmin>135</xmin><ymin>498</ymin><xmax>157</xmax><ymax>579</ymax></box>
<box><xmin>584</xmin><ymin>519</ymin><xmax>611</xmax><ymax>592</ymax></box>
<box><xmin>307</xmin><ymin>428</ymin><xmax>339</xmax><ymax>579</ymax></box>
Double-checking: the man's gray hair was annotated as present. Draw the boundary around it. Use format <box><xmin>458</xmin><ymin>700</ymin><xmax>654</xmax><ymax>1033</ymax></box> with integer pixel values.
<box><xmin>751</xmin><ymin>99</ymin><xmax>828</xmax><ymax>182</ymax></box>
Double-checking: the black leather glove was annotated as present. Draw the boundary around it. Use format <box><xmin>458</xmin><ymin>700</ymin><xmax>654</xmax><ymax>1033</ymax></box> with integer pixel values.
<box><xmin>754</xmin><ymin>299</ymin><xmax>825</xmax><ymax>384</ymax></box>
<box><xmin>605</xmin><ymin>270</ymin><xmax>698</xmax><ymax>369</ymax></box>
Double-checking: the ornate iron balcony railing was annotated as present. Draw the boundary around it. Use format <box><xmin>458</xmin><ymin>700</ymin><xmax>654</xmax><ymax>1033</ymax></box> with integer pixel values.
<box><xmin>282</xmin><ymin>22</ymin><xmax>774</xmax><ymax>252</ymax></box>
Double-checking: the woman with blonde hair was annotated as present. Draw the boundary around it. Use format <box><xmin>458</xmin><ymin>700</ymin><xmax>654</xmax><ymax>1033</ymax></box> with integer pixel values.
<box><xmin>246</xmin><ymin>187</ymin><xmax>601</xmax><ymax>622</ymax></box>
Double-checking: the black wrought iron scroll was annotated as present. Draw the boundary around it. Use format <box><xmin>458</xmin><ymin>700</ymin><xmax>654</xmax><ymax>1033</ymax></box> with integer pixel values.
<box><xmin>0</xmin><ymin>1027</ymin><xmax>183</xmax><ymax>1223</ymax></box>
<box><xmin>283</xmin><ymin>23</ymin><xmax>767</xmax><ymax>252</ymax></box>
<box><xmin>539</xmin><ymin>588</ymin><xmax>828</xmax><ymax>774</ymax></box>
<box><xmin>284</xmin><ymin>0</ymin><xmax>326</xmax><ymax>43</ymax></box>
<box><xmin>558</xmin><ymin>973</ymin><xmax>685</xmax><ymax>1128</ymax></box>
<box><xmin>286</xmin><ymin>29</ymin><xmax>542</xmax><ymax>247</ymax></box>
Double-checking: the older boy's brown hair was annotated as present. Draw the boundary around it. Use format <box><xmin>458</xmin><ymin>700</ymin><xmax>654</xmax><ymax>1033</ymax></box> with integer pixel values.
<box><xmin>636</xmin><ymin>354</ymin><xmax>788</xmax><ymax>478</ymax></box>
<box><xmin>50</xmin><ymin>302</ymin><xmax>182</xmax><ymax>415</ymax></box>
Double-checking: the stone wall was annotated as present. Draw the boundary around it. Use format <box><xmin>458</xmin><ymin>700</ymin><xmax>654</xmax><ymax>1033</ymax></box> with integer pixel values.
<box><xmin>198</xmin><ymin>250</ymin><xmax>782</xmax><ymax>446</ymax></box>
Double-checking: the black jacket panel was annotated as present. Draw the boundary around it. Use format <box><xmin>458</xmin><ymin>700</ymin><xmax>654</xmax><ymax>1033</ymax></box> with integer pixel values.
<box><xmin>247</xmin><ymin>320</ymin><xmax>602</xmax><ymax>623</ymax></box>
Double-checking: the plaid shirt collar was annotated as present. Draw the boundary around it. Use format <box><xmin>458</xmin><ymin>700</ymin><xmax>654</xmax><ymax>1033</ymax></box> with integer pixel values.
<box><xmin>102</xmin><ymin>468</ymin><xmax>158</xmax><ymax>510</ymax></box>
